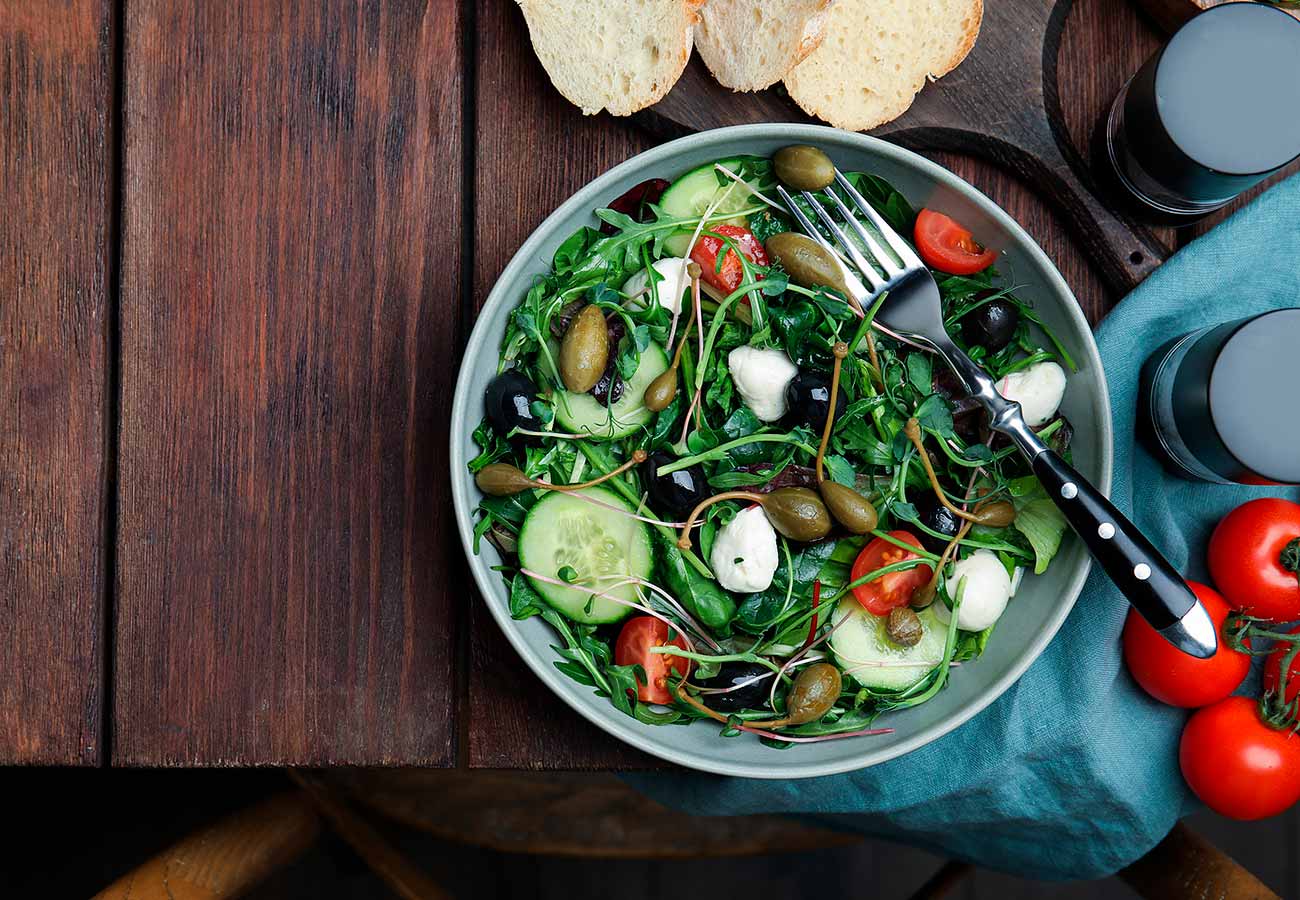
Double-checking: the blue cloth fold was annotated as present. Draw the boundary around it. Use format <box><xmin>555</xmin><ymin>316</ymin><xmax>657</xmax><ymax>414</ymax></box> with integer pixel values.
<box><xmin>626</xmin><ymin>175</ymin><xmax>1300</xmax><ymax>880</ymax></box>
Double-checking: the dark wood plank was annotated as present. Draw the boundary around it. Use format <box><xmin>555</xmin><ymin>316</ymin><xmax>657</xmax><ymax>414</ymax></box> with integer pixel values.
<box><xmin>0</xmin><ymin>0</ymin><xmax>113</xmax><ymax>764</ymax></box>
<box><xmin>468</xmin><ymin>0</ymin><xmax>660</xmax><ymax>769</ymax></box>
<box><xmin>114</xmin><ymin>0</ymin><xmax>462</xmax><ymax>765</ymax></box>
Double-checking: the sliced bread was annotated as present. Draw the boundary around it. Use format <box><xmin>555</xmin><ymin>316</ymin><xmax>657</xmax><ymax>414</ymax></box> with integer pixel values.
<box><xmin>784</xmin><ymin>0</ymin><xmax>982</xmax><ymax>131</ymax></box>
<box><xmin>695</xmin><ymin>0</ymin><xmax>832</xmax><ymax>92</ymax></box>
<box><xmin>515</xmin><ymin>0</ymin><xmax>703</xmax><ymax>116</ymax></box>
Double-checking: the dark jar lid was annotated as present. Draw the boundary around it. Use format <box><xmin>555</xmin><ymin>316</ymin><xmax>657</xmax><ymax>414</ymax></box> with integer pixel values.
<box><xmin>1123</xmin><ymin>3</ymin><xmax>1300</xmax><ymax>205</ymax></box>
<box><xmin>1172</xmin><ymin>309</ymin><xmax>1300</xmax><ymax>484</ymax></box>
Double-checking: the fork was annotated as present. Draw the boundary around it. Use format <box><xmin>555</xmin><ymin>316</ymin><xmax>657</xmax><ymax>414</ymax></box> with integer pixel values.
<box><xmin>775</xmin><ymin>174</ymin><xmax>1217</xmax><ymax>659</ymax></box>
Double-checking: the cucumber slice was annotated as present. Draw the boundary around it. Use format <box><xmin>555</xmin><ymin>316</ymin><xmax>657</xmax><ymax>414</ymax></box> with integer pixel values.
<box><xmin>660</xmin><ymin>156</ymin><xmax>769</xmax><ymax>256</ymax></box>
<box><xmin>554</xmin><ymin>342</ymin><xmax>668</xmax><ymax>440</ymax></box>
<box><xmin>518</xmin><ymin>486</ymin><xmax>653</xmax><ymax>624</ymax></box>
<box><xmin>829</xmin><ymin>599</ymin><xmax>948</xmax><ymax>691</ymax></box>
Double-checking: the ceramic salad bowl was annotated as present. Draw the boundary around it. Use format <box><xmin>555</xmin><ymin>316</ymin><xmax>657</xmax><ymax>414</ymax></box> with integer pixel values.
<box><xmin>450</xmin><ymin>124</ymin><xmax>1112</xmax><ymax>778</ymax></box>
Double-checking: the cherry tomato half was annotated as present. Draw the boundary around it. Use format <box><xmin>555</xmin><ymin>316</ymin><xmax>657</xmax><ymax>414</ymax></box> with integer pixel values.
<box><xmin>1180</xmin><ymin>696</ymin><xmax>1300</xmax><ymax>820</ymax></box>
<box><xmin>690</xmin><ymin>224</ymin><xmax>769</xmax><ymax>296</ymax></box>
<box><xmin>913</xmin><ymin>209</ymin><xmax>999</xmax><ymax>275</ymax></box>
<box><xmin>1207</xmin><ymin>498</ymin><xmax>1300</xmax><ymax>621</ymax></box>
<box><xmin>1263</xmin><ymin>625</ymin><xmax>1300</xmax><ymax>706</ymax></box>
<box><xmin>850</xmin><ymin>530</ymin><xmax>934</xmax><ymax>616</ymax></box>
<box><xmin>614</xmin><ymin>616</ymin><xmax>690</xmax><ymax>705</ymax></box>
<box><xmin>1122</xmin><ymin>581</ymin><xmax>1249</xmax><ymax>708</ymax></box>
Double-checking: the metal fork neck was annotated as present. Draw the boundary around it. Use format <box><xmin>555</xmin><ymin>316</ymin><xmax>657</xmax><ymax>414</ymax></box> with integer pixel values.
<box><xmin>925</xmin><ymin>333</ymin><xmax>1049</xmax><ymax>458</ymax></box>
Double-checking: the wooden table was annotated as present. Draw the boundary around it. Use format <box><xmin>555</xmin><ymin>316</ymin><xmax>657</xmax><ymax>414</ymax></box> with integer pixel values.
<box><xmin>0</xmin><ymin>0</ymin><xmax>1275</xmax><ymax>767</ymax></box>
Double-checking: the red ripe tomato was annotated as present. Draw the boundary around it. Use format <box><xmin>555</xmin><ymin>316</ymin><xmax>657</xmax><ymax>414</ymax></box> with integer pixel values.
<box><xmin>1122</xmin><ymin>581</ymin><xmax>1249</xmax><ymax>707</ymax></box>
<box><xmin>1263</xmin><ymin>625</ymin><xmax>1300</xmax><ymax>706</ymax></box>
<box><xmin>913</xmin><ymin>209</ymin><xmax>999</xmax><ymax>275</ymax></box>
<box><xmin>614</xmin><ymin>616</ymin><xmax>690</xmax><ymax>705</ymax></box>
<box><xmin>1180</xmin><ymin>696</ymin><xmax>1300</xmax><ymax>820</ymax></box>
<box><xmin>1207</xmin><ymin>498</ymin><xmax>1300</xmax><ymax>621</ymax></box>
<box><xmin>850</xmin><ymin>531</ymin><xmax>934</xmax><ymax>616</ymax></box>
<box><xmin>690</xmin><ymin>224</ymin><xmax>769</xmax><ymax>296</ymax></box>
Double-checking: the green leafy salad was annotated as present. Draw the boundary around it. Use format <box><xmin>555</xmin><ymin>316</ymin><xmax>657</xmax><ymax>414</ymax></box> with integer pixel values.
<box><xmin>468</xmin><ymin>147</ymin><xmax>1075</xmax><ymax>748</ymax></box>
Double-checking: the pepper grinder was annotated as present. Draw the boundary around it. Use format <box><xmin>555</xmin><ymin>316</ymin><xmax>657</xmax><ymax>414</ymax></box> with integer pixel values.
<box><xmin>1102</xmin><ymin>2</ymin><xmax>1300</xmax><ymax>225</ymax></box>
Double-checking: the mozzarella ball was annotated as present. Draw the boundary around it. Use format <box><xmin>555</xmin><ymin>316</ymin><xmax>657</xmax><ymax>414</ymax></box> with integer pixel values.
<box><xmin>933</xmin><ymin>549</ymin><xmax>1012</xmax><ymax>631</ymax></box>
<box><xmin>997</xmin><ymin>361</ymin><xmax>1067</xmax><ymax>427</ymax></box>
<box><xmin>709</xmin><ymin>506</ymin><xmax>779</xmax><ymax>594</ymax></box>
<box><xmin>727</xmin><ymin>345</ymin><xmax>798</xmax><ymax>422</ymax></box>
<box><xmin>622</xmin><ymin>257</ymin><xmax>691</xmax><ymax>314</ymax></box>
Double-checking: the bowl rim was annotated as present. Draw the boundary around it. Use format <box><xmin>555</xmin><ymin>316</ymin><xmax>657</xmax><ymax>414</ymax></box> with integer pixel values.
<box><xmin>450</xmin><ymin>123</ymin><xmax>1113</xmax><ymax>779</ymax></box>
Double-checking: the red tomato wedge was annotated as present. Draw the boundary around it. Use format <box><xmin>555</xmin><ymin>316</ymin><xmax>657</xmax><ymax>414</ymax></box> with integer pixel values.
<box><xmin>1207</xmin><ymin>498</ymin><xmax>1300</xmax><ymax>621</ymax></box>
<box><xmin>614</xmin><ymin>616</ymin><xmax>690</xmax><ymax>705</ymax></box>
<box><xmin>913</xmin><ymin>209</ymin><xmax>999</xmax><ymax>275</ymax></box>
<box><xmin>1122</xmin><ymin>581</ymin><xmax>1249</xmax><ymax>708</ymax></box>
<box><xmin>850</xmin><ymin>531</ymin><xmax>934</xmax><ymax>616</ymax></box>
<box><xmin>690</xmin><ymin>224</ymin><xmax>768</xmax><ymax>297</ymax></box>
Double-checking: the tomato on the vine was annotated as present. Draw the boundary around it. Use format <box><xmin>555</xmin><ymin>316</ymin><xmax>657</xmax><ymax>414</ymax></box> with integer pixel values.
<box><xmin>614</xmin><ymin>616</ymin><xmax>689</xmax><ymax>705</ymax></box>
<box><xmin>1180</xmin><ymin>696</ymin><xmax>1300</xmax><ymax>820</ymax></box>
<box><xmin>913</xmin><ymin>209</ymin><xmax>999</xmax><ymax>275</ymax></box>
<box><xmin>1207</xmin><ymin>498</ymin><xmax>1300</xmax><ymax>621</ymax></box>
<box><xmin>850</xmin><ymin>531</ymin><xmax>934</xmax><ymax>615</ymax></box>
<box><xmin>1263</xmin><ymin>625</ymin><xmax>1300</xmax><ymax>707</ymax></box>
<box><xmin>690</xmin><ymin>224</ymin><xmax>768</xmax><ymax>296</ymax></box>
<box><xmin>1122</xmin><ymin>581</ymin><xmax>1249</xmax><ymax>708</ymax></box>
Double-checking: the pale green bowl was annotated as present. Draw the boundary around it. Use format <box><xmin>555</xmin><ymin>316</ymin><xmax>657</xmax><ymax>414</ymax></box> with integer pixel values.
<box><xmin>450</xmin><ymin>124</ymin><xmax>1112</xmax><ymax>778</ymax></box>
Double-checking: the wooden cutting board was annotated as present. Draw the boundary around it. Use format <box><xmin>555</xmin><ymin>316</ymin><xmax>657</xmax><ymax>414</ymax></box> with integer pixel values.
<box><xmin>636</xmin><ymin>0</ymin><xmax>1168</xmax><ymax>295</ymax></box>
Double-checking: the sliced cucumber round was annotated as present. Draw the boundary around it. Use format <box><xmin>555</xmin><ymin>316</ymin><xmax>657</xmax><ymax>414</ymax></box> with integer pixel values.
<box><xmin>518</xmin><ymin>486</ymin><xmax>653</xmax><ymax>624</ymax></box>
<box><xmin>829</xmin><ymin>598</ymin><xmax>948</xmax><ymax>691</ymax></box>
<box><xmin>660</xmin><ymin>156</ymin><xmax>769</xmax><ymax>257</ymax></box>
<box><xmin>553</xmin><ymin>342</ymin><xmax>668</xmax><ymax>440</ymax></box>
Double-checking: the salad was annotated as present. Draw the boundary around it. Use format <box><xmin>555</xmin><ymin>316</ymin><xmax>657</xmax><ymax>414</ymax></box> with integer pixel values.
<box><xmin>468</xmin><ymin>146</ymin><xmax>1075</xmax><ymax>748</ymax></box>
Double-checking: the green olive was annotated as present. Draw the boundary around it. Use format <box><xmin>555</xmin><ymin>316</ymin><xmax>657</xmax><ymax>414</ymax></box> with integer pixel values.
<box><xmin>886</xmin><ymin>607</ymin><xmax>924</xmax><ymax>648</ymax></box>
<box><xmin>764</xmin><ymin>232</ymin><xmax>848</xmax><ymax>295</ymax></box>
<box><xmin>819</xmin><ymin>481</ymin><xmax>878</xmax><ymax>535</ymax></box>
<box><xmin>559</xmin><ymin>305</ymin><xmax>609</xmax><ymax>393</ymax></box>
<box><xmin>774</xmin><ymin>145</ymin><xmax>835</xmax><ymax>192</ymax></box>
<box><xmin>642</xmin><ymin>368</ymin><xmax>678</xmax><ymax>413</ymax></box>
<box><xmin>783</xmin><ymin>663</ymin><xmax>842</xmax><ymax>725</ymax></box>
<box><xmin>972</xmin><ymin>500</ymin><xmax>1017</xmax><ymax>528</ymax></box>
<box><xmin>761</xmin><ymin>487</ymin><xmax>832</xmax><ymax>542</ymax></box>
<box><xmin>911</xmin><ymin>580</ymin><xmax>938</xmax><ymax>609</ymax></box>
<box><xmin>475</xmin><ymin>463</ymin><xmax>535</xmax><ymax>496</ymax></box>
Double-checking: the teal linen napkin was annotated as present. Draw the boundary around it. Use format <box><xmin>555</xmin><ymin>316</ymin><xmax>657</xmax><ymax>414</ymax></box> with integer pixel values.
<box><xmin>626</xmin><ymin>175</ymin><xmax>1300</xmax><ymax>880</ymax></box>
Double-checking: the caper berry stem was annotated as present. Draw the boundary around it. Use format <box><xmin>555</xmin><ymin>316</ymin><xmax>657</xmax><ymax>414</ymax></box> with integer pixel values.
<box><xmin>815</xmin><ymin>341</ymin><xmax>850</xmax><ymax>484</ymax></box>
<box><xmin>475</xmin><ymin>450</ymin><xmax>648</xmax><ymax>497</ymax></box>
<box><xmin>903</xmin><ymin>418</ymin><xmax>1011</xmax><ymax>526</ymax></box>
<box><xmin>676</xmin><ymin>490</ymin><xmax>765</xmax><ymax>549</ymax></box>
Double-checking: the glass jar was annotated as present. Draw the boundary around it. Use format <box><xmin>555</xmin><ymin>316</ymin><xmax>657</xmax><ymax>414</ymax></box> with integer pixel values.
<box><xmin>1139</xmin><ymin>308</ymin><xmax>1300</xmax><ymax>484</ymax></box>
<box><xmin>1103</xmin><ymin>3</ymin><xmax>1300</xmax><ymax>223</ymax></box>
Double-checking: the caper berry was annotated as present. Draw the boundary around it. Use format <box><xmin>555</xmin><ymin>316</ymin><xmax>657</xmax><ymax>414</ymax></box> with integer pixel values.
<box><xmin>762</xmin><ymin>487</ymin><xmax>832</xmax><ymax>543</ymax></box>
<box><xmin>972</xmin><ymin>500</ymin><xmax>1016</xmax><ymax>528</ymax></box>
<box><xmin>819</xmin><ymin>481</ymin><xmax>878</xmax><ymax>535</ymax></box>
<box><xmin>558</xmin><ymin>305</ymin><xmax>609</xmax><ymax>393</ymax></box>
<box><xmin>642</xmin><ymin>368</ymin><xmax>678</xmax><ymax>412</ymax></box>
<box><xmin>475</xmin><ymin>463</ymin><xmax>535</xmax><ymax>497</ymax></box>
<box><xmin>774</xmin><ymin>145</ymin><xmax>835</xmax><ymax>192</ymax></box>
<box><xmin>764</xmin><ymin>232</ymin><xmax>848</xmax><ymax>296</ymax></box>
<box><xmin>783</xmin><ymin>663</ymin><xmax>842</xmax><ymax>725</ymax></box>
<box><xmin>886</xmin><ymin>607</ymin><xmax>924</xmax><ymax>648</ymax></box>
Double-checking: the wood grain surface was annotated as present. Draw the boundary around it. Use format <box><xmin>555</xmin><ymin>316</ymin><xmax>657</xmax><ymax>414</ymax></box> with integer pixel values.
<box><xmin>465</xmin><ymin>0</ymin><xmax>1174</xmax><ymax>770</ymax></box>
<box><xmin>113</xmin><ymin>0</ymin><xmax>463</xmax><ymax>765</ymax></box>
<box><xmin>0</xmin><ymin>0</ymin><xmax>114</xmax><ymax>764</ymax></box>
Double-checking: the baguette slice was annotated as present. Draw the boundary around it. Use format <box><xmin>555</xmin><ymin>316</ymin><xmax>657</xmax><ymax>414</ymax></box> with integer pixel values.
<box><xmin>696</xmin><ymin>0</ymin><xmax>832</xmax><ymax>92</ymax></box>
<box><xmin>515</xmin><ymin>0</ymin><xmax>703</xmax><ymax>116</ymax></box>
<box><xmin>785</xmin><ymin>0</ymin><xmax>982</xmax><ymax>132</ymax></box>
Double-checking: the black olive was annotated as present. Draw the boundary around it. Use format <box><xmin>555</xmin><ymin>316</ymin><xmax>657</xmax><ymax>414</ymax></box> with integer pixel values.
<box><xmin>785</xmin><ymin>373</ymin><xmax>846</xmax><ymax>432</ymax></box>
<box><xmin>484</xmin><ymin>372</ymin><xmax>542</xmax><ymax>439</ymax></box>
<box><xmin>642</xmin><ymin>451</ymin><xmax>706</xmax><ymax>519</ymax></box>
<box><xmin>912</xmin><ymin>494</ymin><xmax>961</xmax><ymax>553</ymax></box>
<box><xmin>589</xmin><ymin>366</ymin><xmax>624</xmax><ymax>406</ymax></box>
<box><xmin>696</xmin><ymin>662</ymin><xmax>773</xmax><ymax>712</ymax></box>
<box><xmin>961</xmin><ymin>296</ymin><xmax>1020</xmax><ymax>352</ymax></box>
